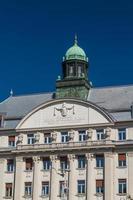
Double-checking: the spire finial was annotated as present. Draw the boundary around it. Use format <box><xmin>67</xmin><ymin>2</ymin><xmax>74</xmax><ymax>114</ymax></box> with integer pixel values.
<box><xmin>10</xmin><ymin>89</ymin><xmax>13</xmax><ymax>96</ymax></box>
<box><xmin>74</xmin><ymin>34</ymin><xmax>78</xmax><ymax>45</ymax></box>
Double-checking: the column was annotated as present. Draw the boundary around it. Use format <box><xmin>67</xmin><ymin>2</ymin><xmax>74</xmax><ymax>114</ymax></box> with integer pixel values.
<box><xmin>128</xmin><ymin>152</ymin><xmax>133</xmax><ymax>197</ymax></box>
<box><xmin>50</xmin><ymin>155</ymin><xmax>59</xmax><ymax>200</ymax></box>
<box><xmin>33</xmin><ymin>156</ymin><xmax>41</xmax><ymax>200</ymax></box>
<box><xmin>68</xmin><ymin>154</ymin><xmax>76</xmax><ymax>199</ymax></box>
<box><xmin>14</xmin><ymin>157</ymin><xmax>24</xmax><ymax>200</ymax></box>
<box><xmin>104</xmin><ymin>152</ymin><xmax>114</xmax><ymax>200</ymax></box>
<box><xmin>0</xmin><ymin>158</ymin><xmax>5</xmax><ymax>199</ymax></box>
<box><xmin>86</xmin><ymin>153</ymin><xmax>95</xmax><ymax>200</ymax></box>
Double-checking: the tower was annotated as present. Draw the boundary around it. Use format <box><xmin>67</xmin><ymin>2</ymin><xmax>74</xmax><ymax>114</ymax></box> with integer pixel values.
<box><xmin>56</xmin><ymin>36</ymin><xmax>91</xmax><ymax>100</ymax></box>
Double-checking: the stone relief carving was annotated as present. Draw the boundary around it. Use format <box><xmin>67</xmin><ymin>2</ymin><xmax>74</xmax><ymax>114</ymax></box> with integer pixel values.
<box><xmin>51</xmin><ymin>131</ymin><xmax>57</xmax><ymax>141</ymax></box>
<box><xmin>69</xmin><ymin>129</ymin><xmax>75</xmax><ymax>140</ymax></box>
<box><xmin>18</xmin><ymin>134</ymin><xmax>23</xmax><ymax>144</ymax></box>
<box><xmin>54</xmin><ymin>102</ymin><xmax>75</xmax><ymax>117</ymax></box>
<box><xmin>35</xmin><ymin>132</ymin><xmax>40</xmax><ymax>143</ymax></box>
<box><xmin>105</xmin><ymin>127</ymin><xmax>111</xmax><ymax>139</ymax></box>
<box><xmin>87</xmin><ymin>128</ymin><xmax>93</xmax><ymax>139</ymax></box>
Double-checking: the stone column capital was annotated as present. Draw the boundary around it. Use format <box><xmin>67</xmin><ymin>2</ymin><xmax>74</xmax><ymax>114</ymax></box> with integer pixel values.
<box><xmin>33</xmin><ymin>156</ymin><xmax>40</xmax><ymax>163</ymax></box>
<box><xmin>68</xmin><ymin>154</ymin><xmax>75</xmax><ymax>161</ymax></box>
<box><xmin>16</xmin><ymin>157</ymin><xmax>23</xmax><ymax>162</ymax></box>
<box><xmin>86</xmin><ymin>153</ymin><xmax>95</xmax><ymax>160</ymax></box>
<box><xmin>50</xmin><ymin>155</ymin><xmax>58</xmax><ymax>161</ymax></box>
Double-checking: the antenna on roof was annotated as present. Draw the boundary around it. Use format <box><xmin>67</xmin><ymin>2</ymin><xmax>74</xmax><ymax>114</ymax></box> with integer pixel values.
<box><xmin>74</xmin><ymin>33</ymin><xmax>78</xmax><ymax>45</ymax></box>
<box><xmin>10</xmin><ymin>89</ymin><xmax>13</xmax><ymax>96</ymax></box>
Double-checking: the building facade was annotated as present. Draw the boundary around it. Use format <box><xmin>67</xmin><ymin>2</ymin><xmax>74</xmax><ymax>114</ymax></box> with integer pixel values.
<box><xmin>0</xmin><ymin>37</ymin><xmax>133</xmax><ymax>200</ymax></box>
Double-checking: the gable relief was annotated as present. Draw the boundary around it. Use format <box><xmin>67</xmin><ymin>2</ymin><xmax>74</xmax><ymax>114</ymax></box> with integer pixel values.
<box><xmin>17</xmin><ymin>101</ymin><xmax>110</xmax><ymax>130</ymax></box>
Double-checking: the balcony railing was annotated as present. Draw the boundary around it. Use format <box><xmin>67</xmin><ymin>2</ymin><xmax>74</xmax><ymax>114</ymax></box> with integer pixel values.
<box><xmin>15</xmin><ymin>140</ymin><xmax>133</xmax><ymax>152</ymax></box>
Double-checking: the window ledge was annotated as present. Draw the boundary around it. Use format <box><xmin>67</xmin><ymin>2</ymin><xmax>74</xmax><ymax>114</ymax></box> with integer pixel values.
<box><xmin>3</xmin><ymin>197</ymin><xmax>12</xmax><ymax>199</ymax></box>
<box><xmin>76</xmin><ymin>168</ymin><xmax>85</xmax><ymax>170</ymax></box>
<box><xmin>95</xmin><ymin>167</ymin><xmax>104</xmax><ymax>169</ymax></box>
<box><xmin>117</xmin><ymin>166</ymin><xmax>127</xmax><ymax>169</ymax></box>
<box><xmin>23</xmin><ymin>195</ymin><xmax>32</xmax><ymax>198</ymax></box>
<box><xmin>41</xmin><ymin>169</ymin><xmax>50</xmax><ymax>172</ymax></box>
<box><xmin>40</xmin><ymin>195</ymin><xmax>49</xmax><ymax>198</ymax></box>
<box><xmin>24</xmin><ymin>170</ymin><xmax>32</xmax><ymax>172</ymax></box>
<box><xmin>95</xmin><ymin>193</ymin><xmax>103</xmax><ymax>197</ymax></box>
<box><xmin>117</xmin><ymin>193</ymin><xmax>127</xmax><ymax>196</ymax></box>
<box><xmin>76</xmin><ymin>193</ymin><xmax>86</xmax><ymax>197</ymax></box>
<box><xmin>5</xmin><ymin>171</ymin><xmax>14</xmax><ymax>174</ymax></box>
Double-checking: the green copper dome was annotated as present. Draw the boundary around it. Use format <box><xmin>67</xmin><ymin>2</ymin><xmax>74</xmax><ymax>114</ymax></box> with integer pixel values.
<box><xmin>64</xmin><ymin>36</ymin><xmax>88</xmax><ymax>62</ymax></box>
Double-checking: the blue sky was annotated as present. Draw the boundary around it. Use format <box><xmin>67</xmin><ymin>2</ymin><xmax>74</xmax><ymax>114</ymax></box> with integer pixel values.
<box><xmin>0</xmin><ymin>0</ymin><xmax>133</xmax><ymax>100</ymax></box>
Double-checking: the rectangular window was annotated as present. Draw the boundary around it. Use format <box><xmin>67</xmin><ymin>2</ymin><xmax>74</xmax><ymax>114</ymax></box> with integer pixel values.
<box><xmin>118</xmin><ymin>128</ymin><xmax>126</xmax><ymax>141</ymax></box>
<box><xmin>44</xmin><ymin>133</ymin><xmax>52</xmax><ymax>144</ymax></box>
<box><xmin>77</xmin><ymin>180</ymin><xmax>85</xmax><ymax>194</ymax></box>
<box><xmin>78</xmin><ymin>155</ymin><xmax>86</xmax><ymax>169</ymax></box>
<box><xmin>118</xmin><ymin>154</ymin><xmax>126</xmax><ymax>167</ymax></box>
<box><xmin>118</xmin><ymin>179</ymin><xmax>127</xmax><ymax>194</ymax></box>
<box><xmin>7</xmin><ymin>159</ymin><xmax>14</xmax><ymax>172</ymax></box>
<box><xmin>42</xmin><ymin>182</ymin><xmax>49</xmax><ymax>196</ymax></box>
<box><xmin>25</xmin><ymin>158</ymin><xmax>33</xmax><ymax>171</ymax></box>
<box><xmin>96</xmin><ymin>155</ymin><xmax>104</xmax><ymax>168</ymax></box>
<box><xmin>61</xmin><ymin>132</ymin><xmax>69</xmax><ymax>143</ymax></box>
<box><xmin>60</xmin><ymin>181</ymin><xmax>67</xmax><ymax>196</ymax></box>
<box><xmin>43</xmin><ymin>158</ymin><xmax>51</xmax><ymax>170</ymax></box>
<box><xmin>96</xmin><ymin>129</ymin><xmax>104</xmax><ymax>140</ymax></box>
<box><xmin>60</xmin><ymin>157</ymin><xmax>68</xmax><ymax>171</ymax></box>
<box><xmin>25</xmin><ymin>182</ymin><xmax>32</xmax><ymax>196</ymax></box>
<box><xmin>27</xmin><ymin>134</ymin><xmax>35</xmax><ymax>144</ymax></box>
<box><xmin>96</xmin><ymin>180</ymin><xmax>104</xmax><ymax>194</ymax></box>
<box><xmin>79</xmin><ymin>130</ymin><xmax>87</xmax><ymax>142</ymax></box>
<box><xmin>8</xmin><ymin>136</ymin><xmax>15</xmax><ymax>147</ymax></box>
<box><xmin>5</xmin><ymin>183</ymin><xmax>12</xmax><ymax>197</ymax></box>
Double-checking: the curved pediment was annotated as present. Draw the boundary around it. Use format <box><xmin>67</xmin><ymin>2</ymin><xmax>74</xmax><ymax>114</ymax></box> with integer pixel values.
<box><xmin>16</xmin><ymin>99</ymin><xmax>114</xmax><ymax>130</ymax></box>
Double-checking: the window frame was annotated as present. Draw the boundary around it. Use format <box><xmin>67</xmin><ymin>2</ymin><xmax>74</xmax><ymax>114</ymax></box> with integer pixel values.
<box><xmin>61</xmin><ymin>132</ymin><xmax>69</xmax><ymax>143</ymax></box>
<box><xmin>27</xmin><ymin>134</ymin><xmax>35</xmax><ymax>145</ymax></box>
<box><xmin>77</xmin><ymin>180</ymin><xmax>85</xmax><ymax>194</ymax></box>
<box><xmin>5</xmin><ymin>183</ymin><xmax>12</xmax><ymax>198</ymax></box>
<box><xmin>118</xmin><ymin>154</ymin><xmax>126</xmax><ymax>167</ymax></box>
<box><xmin>42</xmin><ymin>182</ymin><xmax>49</xmax><ymax>196</ymax></box>
<box><xmin>78</xmin><ymin>155</ymin><xmax>86</xmax><ymax>169</ymax></box>
<box><xmin>7</xmin><ymin>159</ymin><xmax>14</xmax><ymax>172</ymax></box>
<box><xmin>118</xmin><ymin>179</ymin><xmax>127</xmax><ymax>194</ymax></box>
<box><xmin>78</xmin><ymin>130</ymin><xmax>87</xmax><ymax>142</ymax></box>
<box><xmin>25</xmin><ymin>182</ymin><xmax>32</xmax><ymax>197</ymax></box>
<box><xmin>96</xmin><ymin>129</ymin><xmax>105</xmax><ymax>140</ymax></box>
<box><xmin>118</xmin><ymin>128</ymin><xmax>126</xmax><ymax>141</ymax></box>
<box><xmin>96</xmin><ymin>155</ymin><xmax>104</xmax><ymax>168</ymax></box>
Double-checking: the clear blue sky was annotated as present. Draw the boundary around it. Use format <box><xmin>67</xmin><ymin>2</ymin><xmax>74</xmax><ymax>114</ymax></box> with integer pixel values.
<box><xmin>0</xmin><ymin>0</ymin><xmax>133</xmax><ymax>101</ymax></box>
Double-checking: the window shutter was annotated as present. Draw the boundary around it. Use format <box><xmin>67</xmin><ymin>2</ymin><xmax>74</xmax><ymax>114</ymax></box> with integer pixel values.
<box><xmin>8</xmin><ymin>136</ymin><xmax>15</xmax><ymax>142</ymax></box>
<box><xmin>96</xmin><ymin>180</ymin><xmax>104</xmax><ymax>187</ymax></box>
<box><xmin>118</xmin><ymin>154</ymin><xmax>126</xmax><ymax>161</ymax></box>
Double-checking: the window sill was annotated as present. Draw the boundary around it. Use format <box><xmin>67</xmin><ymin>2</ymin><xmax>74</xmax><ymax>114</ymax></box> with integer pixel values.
<box><xmin>3</xmin><ymin>197</ymin><xmax>12</xmax><ymax>199</ymax></box>
<box><xmin>41</xmin><ymin>169</ymin><xmax>50</xmax><ymax>172</ymax></box>
<box><xmin>95</xmin><ymin>193</ymin><xmax>103</xmax><ymax>197</ymax></box>
<box><xmin>5</xmin><ymin>171</ymin><xmax>14</xmax><ymax>174</ymax></box>
<box><xmin>76</xmin><ymin>193</ymin><xmax>86</xmax><ymax>197</ymax></box>
<box><xmin>77</xmin><ymin>168</ymin><xmax>85</xmax><ymax>170</ymax></box>
<box><xmin>117</xmin><ymin>166</ymin><xmax>127</xmax><ymax>169</ymax></box>
<box><xmin>23</xmin><ymin>195</ymin><xmax>32</xmax><ymax>198</ymax></box>
<box><xmin>40</xmin><ymin>195</ymin><xmax>49</xmax><ymax>198</ymax></box>
<box><xmin>117</xmin><ymin>193</ymin><xmax>127</xmax><ymax>196</ymax></box>
<box><xmin>95</xmin><ymin>167</ymin><xmax>104</xmax><ymax>169</ymax></box>
<box><xmin>24</xmin><ymin>170</ymin><xmax>32</xmax><ymax>172</ymax></box>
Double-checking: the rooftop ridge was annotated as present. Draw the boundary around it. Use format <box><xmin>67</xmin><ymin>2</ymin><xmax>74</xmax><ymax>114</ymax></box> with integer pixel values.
<box><xmin>92</xmin><ymin>83</ymin><xmax>133</xmax><ymax>90</ymax></box>
<box><xmin>11</xmin><ymin>91</ymin><xmax>54</xmax><ymax>98</ymax></box>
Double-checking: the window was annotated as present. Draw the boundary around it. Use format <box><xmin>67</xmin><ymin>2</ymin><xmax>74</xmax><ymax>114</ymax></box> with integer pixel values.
<box><xmin>60</xmin><ymin>157</ymin><xmax>68</xmax><ymax>171</ymax></box>
<box><xmin>118</xmin><ymin>154</ymin><xmax>126</xmax><ymax>167</ymax></box>
<box><xmin>60</xmin><ymin>181</ymin><xmax>67</xmax><ymax>196</ymax></box>
<box><xmin>77</xmin><ymin>180</ymin><xmax>85</xmax><ymax>194</ymax></box>
<box><xmin>5</xmin><ymin>183</ymin><xmax>12</xmax><ymax>197</ymax></box>
<box><xmin>78</xmin><ymin>155</ymin><xmax>86</xmax><ymax>169</ymax></box>
<box><xmin>69</xmin><ymin>66</ymin><xmax>74</xmax><ymax>76</ymax></box>
<box><xmin>96</xmin><ymin>155</ymin><xmax>104</xmax><ymax>168</ymax></box>
<box><xmin>27</xmin><ymin>134</ymin><xmax>35</xmax><ymax>144</ymax></box>
<box><xmin>44</xmin><ymin>133</ymin><xmax>52</xmax><ymax>144</ymax></box>
<box><xmin>0</xmin><ymin>115</ymin><xmax>3</xmax><ymax>127</ymax></box>
<box><xmin>7</xmin><ymin>159</ymin><xmax>14</xmax><ymax>172</ymax></box>
<box><xmin>43</xmin><ymin>158</ymin><xmax>51</xmax><ymax>170</ymax></box>
<box><xmin>78</xmin><ymin>66</ymin><xmax>82</xmax><ymax>77</ymax></box>
<box><xmin>118</xmin><ymin>179</ymin><xmax>126</xmax><ymax>194</ymax></box>
<box><xmin>42</xmin><ymin>182</ymin><xmax>49</xmax><ymax>196</ymax></box>
<box><xmin>25</xmin><ymin>182</ymin><xmax>32</xmax><ymax>196</ymax></box>
<box><xmin>96</xmin><ymin>130</ymin><xmax>104</xmax><ymax>140</ymax></box>
<box><xmin>61</xmin><ymin>132</ymin><xmax>69</xmax><ymax>143</ymax></box>
<box><xmin>25</xmin><ymin>158</ymin><xmax>33</xmax><ymax>171</ymax></box>
<box><xmin>8</xmin><ymin>136</ymin><xmax>15</xmax><ymax>147</ymax></box>
<box><xmin>96</xmin><ymin>180</ymin><xmax>104</xmax><ymax>194</ymax></box>
<box><xmin>118</xmin><ymin>128</ymin><xmax>126</xmax><ymax>141</ymax></box>
<box><xmin>79</xmin><ymin>130</ymin><xmax>87</xmax><ymax>142</ymax></box>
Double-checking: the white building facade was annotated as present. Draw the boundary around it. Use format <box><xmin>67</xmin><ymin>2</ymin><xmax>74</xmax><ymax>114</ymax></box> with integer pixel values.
<box><xmin>0</xmin><ymin>38</ymin><xmax>133</xmax><ymax>200</ymax></box>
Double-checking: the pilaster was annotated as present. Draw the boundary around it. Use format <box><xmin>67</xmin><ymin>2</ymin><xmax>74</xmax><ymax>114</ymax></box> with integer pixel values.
<box><xmin>0</xmin><ymin>158</ymin><xmax>5</xmax><ymax>199</ymax></box>
<box><xmin>33</xmin><ymin>156</ymin><xmax>41</xmax><ymax>200</ymax></box>
<box><xmin>128</xmin><ymin>152</ymin><xmax>133</xmax><ymax>197</ymax></box>
<box><xmin>68</xmin><ymin>154</ymin><xmax>76</xmax><ymax>199</ymax></box>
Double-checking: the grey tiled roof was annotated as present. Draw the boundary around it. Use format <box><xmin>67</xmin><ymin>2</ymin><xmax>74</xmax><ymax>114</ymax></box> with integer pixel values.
<box><xmin>0</xmin><ymin>84</ymin><xmax>133</xmax><ymax>129</ymax></box>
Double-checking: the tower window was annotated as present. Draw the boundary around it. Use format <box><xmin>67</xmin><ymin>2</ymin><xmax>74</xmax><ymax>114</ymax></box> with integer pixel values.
<box><xmin>78</xmin><ymin>66</ymin><xmax>82</xmax><ymax>77</ymax></box>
